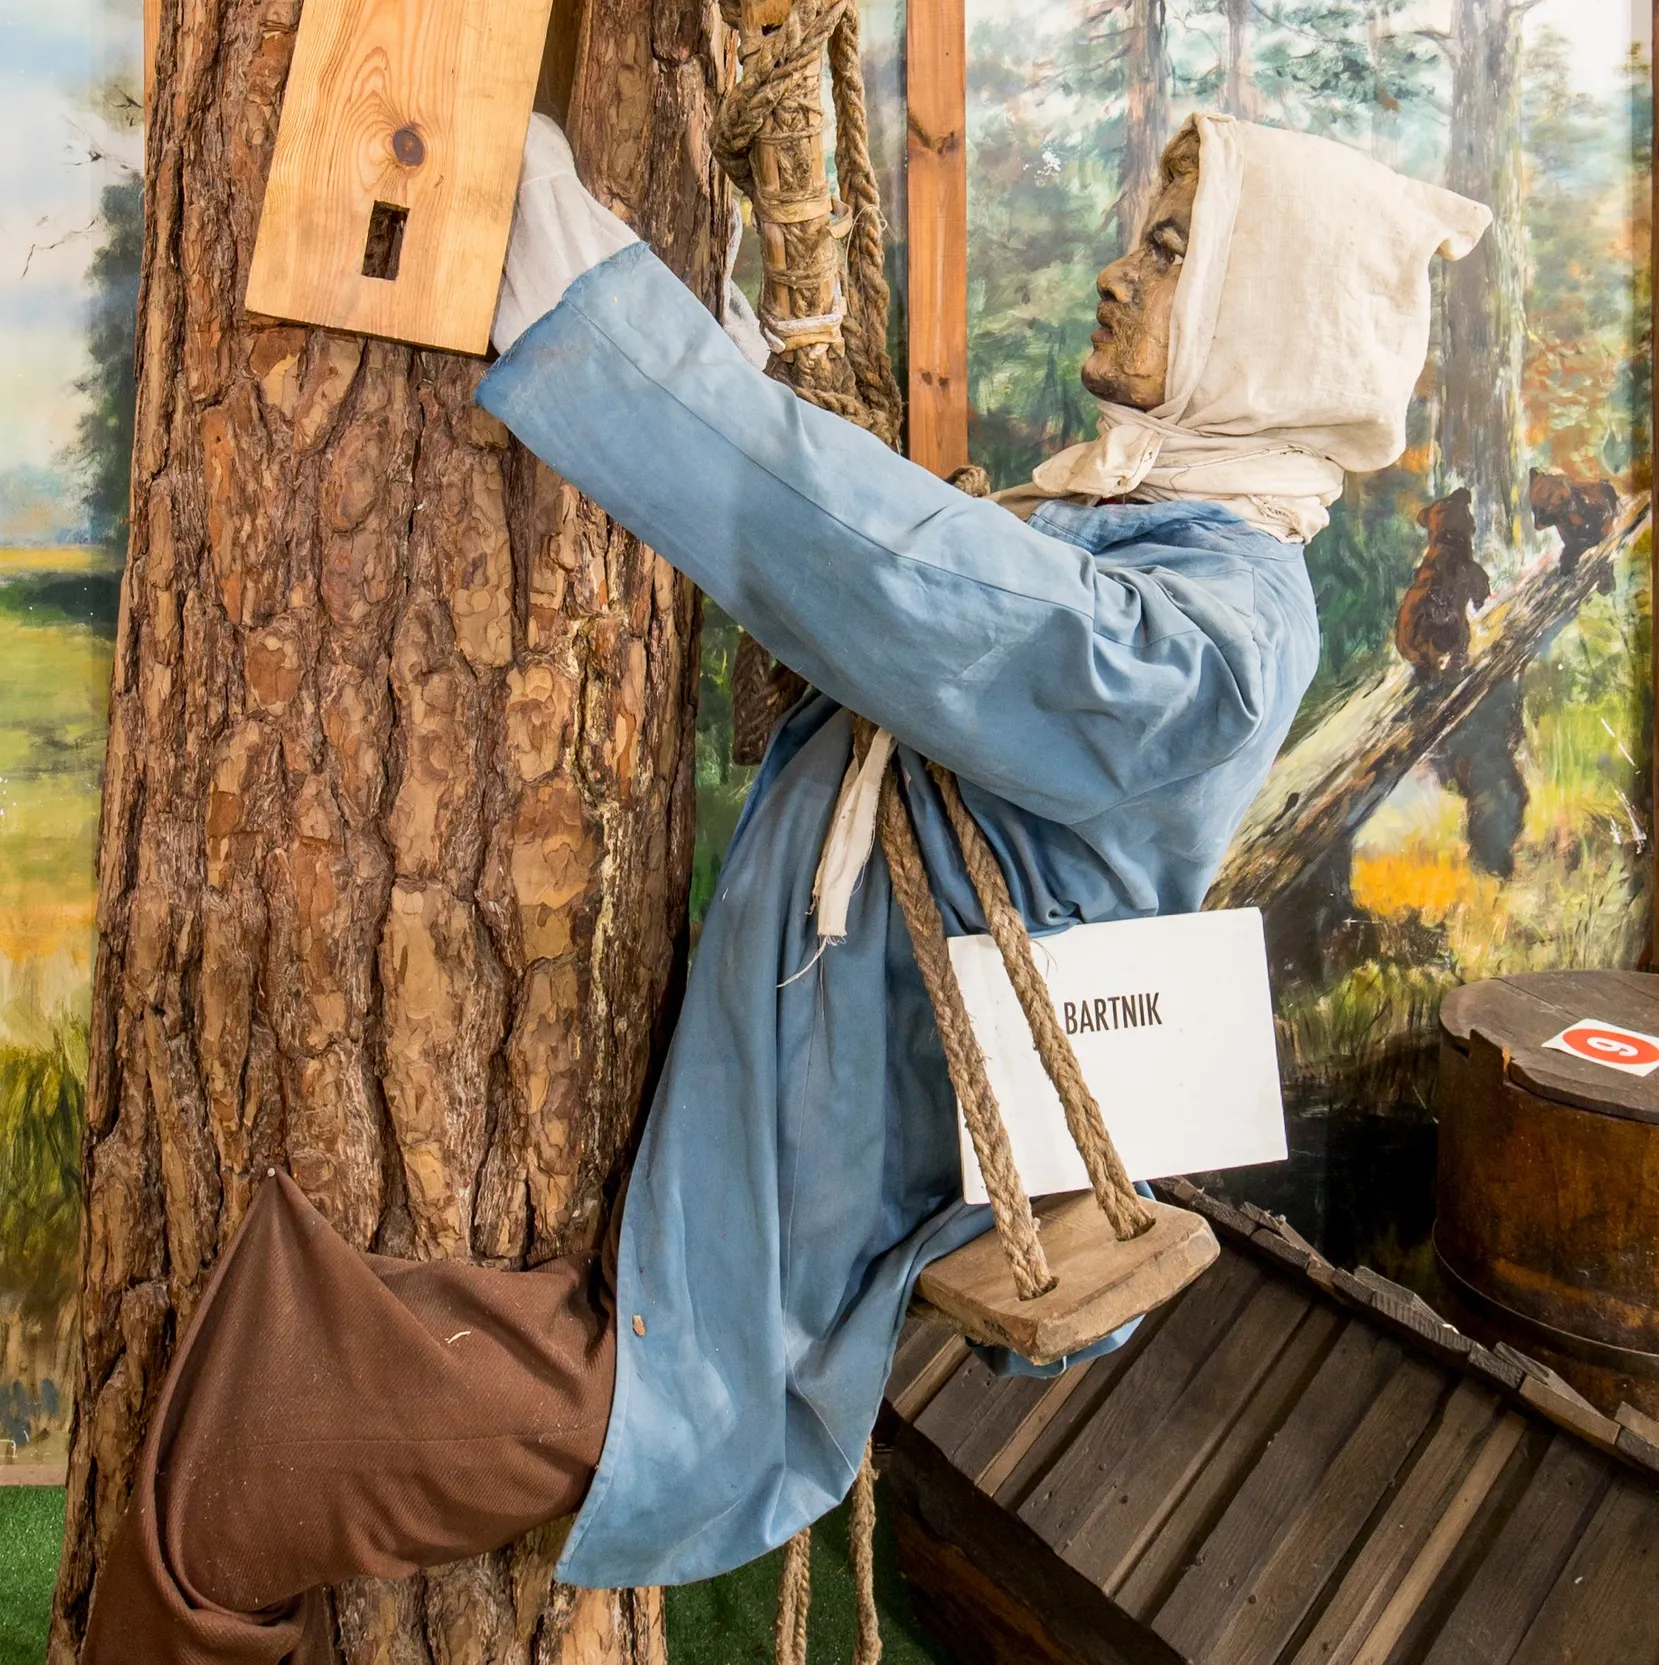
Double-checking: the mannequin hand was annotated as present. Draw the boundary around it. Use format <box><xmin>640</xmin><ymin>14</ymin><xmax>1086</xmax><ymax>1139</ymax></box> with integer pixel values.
<box><xmin>492</xmin><ymin>115</ymin><xmax>638</xmax><ymax>353</ymax></box>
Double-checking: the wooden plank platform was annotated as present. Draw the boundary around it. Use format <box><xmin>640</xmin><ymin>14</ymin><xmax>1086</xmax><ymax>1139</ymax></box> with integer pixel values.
<box><xmin>880</xmin><ymin>1183</ymin><xmax>1659</xmax><ymax>1665</ymax></box>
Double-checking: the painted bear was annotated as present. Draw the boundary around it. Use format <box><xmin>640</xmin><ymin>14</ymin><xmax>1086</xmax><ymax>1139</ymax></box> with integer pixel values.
<box><xmin>1394</xmin><ymin>487</ymin><xmax>1491</xmax><ymax>681</ymax></box>
<box><xmin>1528</xmin><ymin>467</ymin><xmax>1618</xmax><ymax>579</ymax></box>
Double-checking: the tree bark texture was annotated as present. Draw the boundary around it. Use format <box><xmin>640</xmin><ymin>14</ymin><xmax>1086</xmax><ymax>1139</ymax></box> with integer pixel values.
<box><xmin>50</xmin><ymin>0</ymin><xmax>730</xmax><ymax>1659</ymax></box>
<box><xmin>1439</xmin><ymin>0</ymin><xmax>1528</xmax><ymax>555</ymax></box>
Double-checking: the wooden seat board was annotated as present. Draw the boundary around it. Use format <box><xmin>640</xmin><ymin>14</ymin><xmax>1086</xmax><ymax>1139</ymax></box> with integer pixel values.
<box><xmin>1113</xmin><ymin>1302</ymin><xmax>1345</xmax><ymax>1618</ymax></box>
<box><xmin>988</xmin><ymin>1303</ymin><xmax>1177</xmax><ymax>1512</ymax></box>
<box><xmin>1018</xmin><ymin>1252</ymin><xmax>1266</xmax><ymax>1548</ymax></box>
<box><xmin>1198</xmin><ymin>1355</ymin><xmax>1449</xmax><ymax>1665</ymax></box>
<box><xmin>1152</xmin><ymin>1321</ymin><xmax>1407</xmax><ymax>1659</ymax></box>
<box><xmin>915</xmin><ymin>1196</ymin><xmax>1220</xmax><ymax>1364</ymax></box>
<box><xmin>1418</xmin><ymin>1432</ymin><xmax>1615</xmax><ymax>1665</ymax></box>
<box><xmin>1507</xmin><ymin>1474</ymin><xmax>1659</xmax><ymax>1665</ymax></box>
<box><xmin>1061</xmin><ymin>1277</ymin><xmax>1315</xmax><ymax>1589</ymax></box>
<box><xmin>1286</xmin><ymin>1385</ymin><xmax>1515</xmax><ymax>1665</ymax></box>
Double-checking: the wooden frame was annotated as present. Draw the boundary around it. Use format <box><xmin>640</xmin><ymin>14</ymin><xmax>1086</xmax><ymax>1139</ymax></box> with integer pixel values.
<box><xmin>905</xmin><ymin>0</ymin><xmax>970</xmax><ymax>477</ymax></box>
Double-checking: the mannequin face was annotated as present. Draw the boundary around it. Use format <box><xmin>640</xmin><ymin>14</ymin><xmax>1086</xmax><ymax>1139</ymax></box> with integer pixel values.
<box><xmin>1081</xmin><ymin>157</ymin><xmax>1199</xmax><ymax>410</ymax></box>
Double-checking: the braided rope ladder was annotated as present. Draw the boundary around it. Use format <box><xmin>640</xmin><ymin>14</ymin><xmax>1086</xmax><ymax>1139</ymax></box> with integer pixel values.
<box><xmin>712</xmin><ymin>7</ymin><xmax>1153</xmax><ymax>1658</ymax></box>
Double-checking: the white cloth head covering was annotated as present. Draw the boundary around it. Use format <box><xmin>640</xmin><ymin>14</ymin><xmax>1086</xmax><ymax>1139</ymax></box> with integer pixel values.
<box><xmin>1030</xmin><ymin>114</ymin><xmax>1493</xmax><ymax>541</ymax></box>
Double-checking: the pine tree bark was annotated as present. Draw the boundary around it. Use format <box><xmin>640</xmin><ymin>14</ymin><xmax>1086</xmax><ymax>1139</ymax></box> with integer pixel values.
<box><xmin>50</xmin><ymin>0</ymin><xmax>729</xmax><ymax>1659</ymax></box>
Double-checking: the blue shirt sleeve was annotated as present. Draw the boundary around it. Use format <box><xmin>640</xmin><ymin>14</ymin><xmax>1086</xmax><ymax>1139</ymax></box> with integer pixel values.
<box><xmin>477</xmin><ymin>242</ymin><xmax>1284</xmax><ymax>829</ymax></box>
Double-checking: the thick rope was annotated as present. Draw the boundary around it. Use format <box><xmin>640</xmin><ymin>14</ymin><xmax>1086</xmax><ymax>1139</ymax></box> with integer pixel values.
<box><xmin>771</xmin><ymin>1443</ymin><xmax>882</xmax><ymax>1665</ymax></box>
<box><xmin>720</xmin><ymin>0</ymin><xmax>902</xmax><ymax>755</ymax></box>
<box><xmin>773</xmin><ymin>1525</ymin><xmax>813</xmax><ymax>1665</ymax></box>
<box><xmin>927</xmin><ymin>767</ymin><xmax>1156</xmax><ymax>1240</ymax></box>
<box><xmin>715</xmin><ymin>0</ymin><xmax>902</xmax><ymax>444</ymax></box>
<box><xmin>864</xmin><ymin>724</ymin><xmax>1055</xmax><ymax>1300</ymax></box>
<box><xmin>849</xmin><ymin>1446</ymin><xmax>883</xmax><ymax>1665</ymax></box>
<box><xmin>824</xmin><ymin>0</ymin><xmax>904</xmax><ymax>441</ymax></box>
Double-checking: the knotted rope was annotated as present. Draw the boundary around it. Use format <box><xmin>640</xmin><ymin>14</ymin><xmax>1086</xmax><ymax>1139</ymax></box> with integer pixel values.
<box><xmin>720</xmin><ymin>0</ymin><xmax>904</xmax><ymax>763</ymax></box>
<box><xmin>715</xmin><ymin>0</ymin><xmax>903</xmax><ymax>445</ymax></box>
<box><xmin>927</xmin><ymin>765</ymin><xmax>1155</xmax><ymax>1241</ymax></box>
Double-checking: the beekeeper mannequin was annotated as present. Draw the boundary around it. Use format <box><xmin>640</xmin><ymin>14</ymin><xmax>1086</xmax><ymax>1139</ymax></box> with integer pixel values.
<box><xmin>85</xmin><ymin>115</ymin><xmax>1488</xmax><ymax>1664</ymax></box>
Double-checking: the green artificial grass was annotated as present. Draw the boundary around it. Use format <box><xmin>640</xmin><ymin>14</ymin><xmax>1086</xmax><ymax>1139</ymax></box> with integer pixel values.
<box><xmin>665</xmin><ymin>1481</ymin><xmax>952</xmax><ymax>1664</ymax></box>
<box><xmin>0</xmin><ymin>1487</ymin><xmax>63</xmax><ymax>1665</ymax></box>
<box><xmin>0</xmin><ymin>1483</ymin><xmax>951</xmax><ymax>1664</ymax></box>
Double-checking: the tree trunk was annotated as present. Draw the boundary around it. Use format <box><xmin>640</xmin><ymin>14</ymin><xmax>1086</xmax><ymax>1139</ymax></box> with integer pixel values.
<box><xmin>1222</xmin><ymin>0</ymin><xmax>1255</xmax><ymax>119</ymax></box>
<box><xmin>49</xmin><ymin>0</ymin><xmax>728</xmax><ymax>1659</ymax></box>
<box><xmin>1116</xmin><ymin>0</ymin><xmax>1168</xmax><ymax>256</ymax></box>
<box><xmin>1439</xmin><ymin>0</ymin><xmax>1528</xmax><ymax>557</ymax></box>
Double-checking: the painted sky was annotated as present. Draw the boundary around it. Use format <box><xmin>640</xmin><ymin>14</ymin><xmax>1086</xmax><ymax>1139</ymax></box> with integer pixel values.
<box><xmin>0</xmin><ymin>0</ymin><xmax>141</xmax><ymax>540</ymax></box>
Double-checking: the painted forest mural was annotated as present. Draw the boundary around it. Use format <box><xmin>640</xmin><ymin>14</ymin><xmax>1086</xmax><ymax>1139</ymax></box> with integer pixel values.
<box><xmin>0</xmin><ymin>0</ymin><xmax>141</xmax><ymax>1469</ymax></box>
<box><xmin>955</xmin><ymin>0</ymin><xmax>1654</xmax><ymax>1270</ymax></box>
<box><xmin>698</xmin><ymin>0</ymin><xmax>1656</xmax><ymax>1277</ymax></box>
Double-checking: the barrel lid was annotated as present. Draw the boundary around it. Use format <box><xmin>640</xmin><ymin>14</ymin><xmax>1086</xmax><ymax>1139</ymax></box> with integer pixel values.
<box><xmin>1440</xmin><ymin>970</ymin><xmax>1659</xmax><ymax>1124</ymax></box>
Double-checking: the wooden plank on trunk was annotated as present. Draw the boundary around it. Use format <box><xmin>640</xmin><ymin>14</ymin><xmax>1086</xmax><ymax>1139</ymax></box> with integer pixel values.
<box><xmin>969</xmin><ymin>1365</ymin><xmax>1101</xmax><ymax>1497</ymax></box>
<box><xmin>905</xmin><ymin>0</ymin><xmax>969</xmax><ymax>475</ymax></box>
<box><xmin>1507</xmin><ymin>1475</ymin><xmax>1659</xmax><ymax>1665</ymax></box>
<box><xmin>1150</xmin><ymin>1322</ymin><xmax>1406</xmax><ymax>1657</ymax></box>
<box><xmin>1018</xmin><ymin>1252</ymin><xmax>1265</xmax><ymax>1548</ymax></box>
<box><xmin>1418</xmin><ymin>1434</ymin><xmax>1614</xmax><ymax>1665</ymax></box>
<box><xmin>912</xmin><ymin>1351</ymin><xmax>1079</xmax><ymax>1488</ymax></box>
<box><xmin>246</xmin><ymin>0</ymin><xmax>556</xmax><ymax>355</ymax></box>
<box><xmin>1062</xmin><ymin>1278</ymin><xmax>1315</xmax><ymax>1589</ymax></box>
<box><xmin>1113</xmin><ymin>1302</ymin><xmax>1344</xmax><ymax>1617</ymax></box>
<box><xmin>1199</xmin><ymin>1357</ymin><xmax>1449</xmax><ymax>1665</ymax></box>
<box><xmin>1287</xmin><ymin>1386</ymin><xmax>1516</xmax><ymax>1665</ymax></box>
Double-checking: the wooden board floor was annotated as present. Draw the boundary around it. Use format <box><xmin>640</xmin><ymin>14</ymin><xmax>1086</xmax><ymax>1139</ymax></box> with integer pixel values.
<box><xmin>880</xmin><ymin>1187</ymin><xmax>1659</xmax><ymax>1665</ymax></box>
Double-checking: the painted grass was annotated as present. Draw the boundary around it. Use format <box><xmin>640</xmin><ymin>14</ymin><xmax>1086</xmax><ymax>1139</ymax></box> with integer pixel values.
<box><xmin>0</xmin><ymin>609</ymin><xmax>110</xmax><ymax>1013</ymax></box>
<box><xmin>0</xmin><ymin>548</ymin><xmax>118</xmax><ymax>577</ymax></box>
<box><xmin>0</xmin><ymin>1487</ymin><xmax>62</xmax><ymax>1665</ymax></box>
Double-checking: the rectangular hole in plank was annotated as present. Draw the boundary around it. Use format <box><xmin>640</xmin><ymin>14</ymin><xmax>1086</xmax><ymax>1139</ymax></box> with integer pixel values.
<box><xmin>362</xmin><ymin>202</ymin><xmax>409</xmax><ymax>281</ymax></box>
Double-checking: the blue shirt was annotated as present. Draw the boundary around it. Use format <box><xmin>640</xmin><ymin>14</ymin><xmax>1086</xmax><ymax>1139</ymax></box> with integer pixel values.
<box><xmin>476</xmin><ymin>242</ymin><xmax>1320</xmax><ymax>1588</ymax></box>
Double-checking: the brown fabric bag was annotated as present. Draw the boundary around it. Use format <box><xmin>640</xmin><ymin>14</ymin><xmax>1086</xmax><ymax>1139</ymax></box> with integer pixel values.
<box><xmin>84</xmin><ymin>1172</ymin><xmax>616</xmax><ymax>1665</ymax></box>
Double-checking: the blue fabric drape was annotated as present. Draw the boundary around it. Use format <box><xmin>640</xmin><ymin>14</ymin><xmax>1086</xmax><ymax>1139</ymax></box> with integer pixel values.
<box><xmin>476</xmin><ymin>243</ymin><xmax>1319</xmax><ymax>1588</ymax></box>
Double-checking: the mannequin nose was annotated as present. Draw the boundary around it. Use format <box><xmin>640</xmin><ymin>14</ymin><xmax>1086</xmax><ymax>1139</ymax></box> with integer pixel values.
<box><xmin>1097</xmin><ymin>262</ymin><xmax>1133</xmax><ymax>305</ymax></box>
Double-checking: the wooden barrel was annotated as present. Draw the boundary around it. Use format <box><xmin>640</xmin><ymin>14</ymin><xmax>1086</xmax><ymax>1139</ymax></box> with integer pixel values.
<box><xmin>1436</xmin><ymin>969</ymin><xmax>1659</xmax><ymax>1416</ymax></box>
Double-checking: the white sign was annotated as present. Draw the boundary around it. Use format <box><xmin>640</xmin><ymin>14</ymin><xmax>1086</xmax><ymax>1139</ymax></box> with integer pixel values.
<box><xmin>1541</xmin><ymin>1018</ymin><xmax>1659</xmax><ymax>1077</ymax></box>
<box><xmin>948</xmin><ymin>909</ymin><xmax>1286</xmax><ymax>1204</ymax></box>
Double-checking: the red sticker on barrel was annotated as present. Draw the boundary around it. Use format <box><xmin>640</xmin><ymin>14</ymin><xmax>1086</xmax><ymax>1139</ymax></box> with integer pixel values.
<box><xmin>1541</xmin><ymin>1018</ymin><xmax>1659</xmax><ymax>1077</ymax></box>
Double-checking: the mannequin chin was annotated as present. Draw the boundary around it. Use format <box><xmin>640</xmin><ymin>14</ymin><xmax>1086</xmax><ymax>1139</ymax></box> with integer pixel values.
<box><xmin>1080</xmin><ymin>127</ymin><xmax>1200</xmax><ymax>411</ymax></box>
